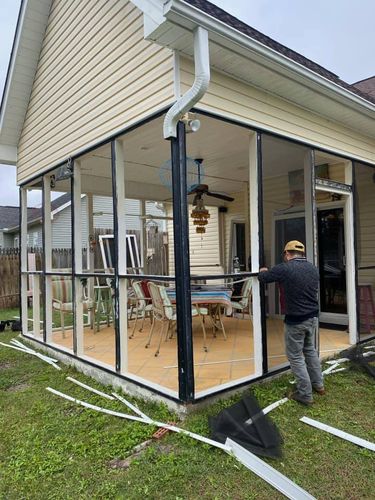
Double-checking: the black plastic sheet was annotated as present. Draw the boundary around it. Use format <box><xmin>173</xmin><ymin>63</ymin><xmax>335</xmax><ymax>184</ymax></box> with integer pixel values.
<box><xmin>209</xmin><ymin>395</ymin><xmax>283</xmax><ymax>458</ymax></box>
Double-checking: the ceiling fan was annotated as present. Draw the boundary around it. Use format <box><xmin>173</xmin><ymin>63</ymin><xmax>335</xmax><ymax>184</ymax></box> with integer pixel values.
<box><xmin>188</xmin><ymin>159</ymin><xmax>234</xmax><ymax>205</ymax></box>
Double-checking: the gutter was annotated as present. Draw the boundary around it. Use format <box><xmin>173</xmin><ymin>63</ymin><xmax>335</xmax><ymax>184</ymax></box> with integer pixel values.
<box><xmin>163</xmin><ymin>0</ymin><xmax>375</xmax><ymax>117</ymax></box>
<box><xmin>163</xmin><ymin>26</ymin><xmax>210</xmax><ymax>139</ymax></box>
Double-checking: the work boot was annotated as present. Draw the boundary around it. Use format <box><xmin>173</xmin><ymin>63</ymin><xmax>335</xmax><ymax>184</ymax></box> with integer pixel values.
<box><xmin>286</xmin><ymin>390</ymin><xmax>314</xmax><ymax>406</ymax></box>
<box><xmin>313</xmin><ymin>386</ymin><xmax>325</xmax><ymax>395</ymax></box>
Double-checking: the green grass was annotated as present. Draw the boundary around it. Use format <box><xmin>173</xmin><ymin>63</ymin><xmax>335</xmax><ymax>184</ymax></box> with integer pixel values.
<box><xmin>0</xmin><ymin>329</ymin><xmax>374</xmax><ymax>499</ymax></box>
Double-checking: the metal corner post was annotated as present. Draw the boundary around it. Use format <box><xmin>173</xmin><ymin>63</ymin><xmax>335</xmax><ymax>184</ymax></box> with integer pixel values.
<box><xmin>170</xmin><ymin>120</ymin><xmax>194</xmax><ymax>402</ymax></box>
<box><xmin>111</xmin><ymin>140</ymin><xmax>122</xmax><ymax>372</ymax></box>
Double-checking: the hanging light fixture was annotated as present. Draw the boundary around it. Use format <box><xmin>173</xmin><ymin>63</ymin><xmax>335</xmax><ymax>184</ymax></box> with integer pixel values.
<box><xmin>191</xmin><ymin>196</ymin><xmax>210</xmax><ymax>234</ymax></box>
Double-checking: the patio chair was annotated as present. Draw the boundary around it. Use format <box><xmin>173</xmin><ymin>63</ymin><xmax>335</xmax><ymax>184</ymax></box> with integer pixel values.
<box><xmin>230</xmin><ymin>278</ymin><xmax>253</xmax><ymax>319</ymax></box>
<box><xmin>145</xmin><ymin>282</ymin><xmax>209</xmax><ymax>356</ymax></box>
<box><xmin>129</xmin><ymin>280</ymin><xmax>153</xmax><ymax>339</ymax></box>
<box><xmin>52</xmin><ymin>276</ymin><xmax>95</xmax><ymax>337</ymax></box>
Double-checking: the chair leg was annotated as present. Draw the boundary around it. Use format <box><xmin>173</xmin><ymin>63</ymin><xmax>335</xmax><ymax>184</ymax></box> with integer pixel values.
<box><xmin>145</xmin><ymin>317</ymin><xmax>156</xmax><ymax>348</ymax></box>
<box><xmin>198</xmin><ymin>313</ymin><xmax>208</xmax><ymax>352</ymax></box>
<box><xmin>155</xmin><ymin>321</ymin><xmax>168</xmax><ymax>357</ymax></box>
<box><xmin>61</xmin><ymin>311</ymin><xmax>65</xmax><ymax>338</ymax></box>
<box><xmin>218</xmin><ymin>307</ymin><xmax>227</xmax><ymax>340</ymax></box>
<box><xmin>130</xmin><ymin>308</ymin><xmax>139</xmax><ymax>339</ymax></box>
<box><xmin>139</xmin><ymin>312</ymin><xmax>146</xmax><ymax>332</ymax></box>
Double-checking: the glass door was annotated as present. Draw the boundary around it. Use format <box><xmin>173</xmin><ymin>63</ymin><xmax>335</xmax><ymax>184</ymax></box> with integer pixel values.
<box><xmin>317</xmin><ymin>208</ymin><xmax>347</xmax><ymax>320</ymax></box>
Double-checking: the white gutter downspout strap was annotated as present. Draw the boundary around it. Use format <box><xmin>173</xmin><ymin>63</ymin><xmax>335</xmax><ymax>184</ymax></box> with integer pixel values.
<box><xmin>163</xmin><ymin>26</ymin><xmax>210</xmax><ymax>139</ymax></box>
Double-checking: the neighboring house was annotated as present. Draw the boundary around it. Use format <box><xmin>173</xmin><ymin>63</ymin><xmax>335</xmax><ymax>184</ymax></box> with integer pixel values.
<box><xmin>0</xmin><ymin>0</ymin><xmax>374</xmax><ymax>407</ymax></box>
<box><xmin>0</xmin><ymin>205</ymin><xmax>40</xmax><ymax>248</ymax></box>
<box><xmin>2</xmin><ymin>194</ymin><xmax>166</xmax><ymax>250</ymax></box>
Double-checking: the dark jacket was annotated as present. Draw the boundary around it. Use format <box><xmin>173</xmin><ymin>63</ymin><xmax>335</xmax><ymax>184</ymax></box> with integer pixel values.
<box><xmin>258</xmin><ymin>258</ymin><xmax>319</xmax><ymax>324</ymax></box>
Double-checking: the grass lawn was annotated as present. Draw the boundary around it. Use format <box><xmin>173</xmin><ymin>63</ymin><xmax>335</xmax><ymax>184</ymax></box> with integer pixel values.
<box><xmin>0</xmin><ymin>328</ymin><xmax>374</xmax><ymax>500</ymax></box>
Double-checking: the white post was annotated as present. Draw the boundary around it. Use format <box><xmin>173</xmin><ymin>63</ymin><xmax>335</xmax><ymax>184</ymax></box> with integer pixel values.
<box><xmin>141</xmin><ymin>200</ymin><xmax>147</xmax><ymax>274</ymax></box>
<box><xmin>249</xmin><ymin>132</ymin><xmax>262</xmax><ymax>377</ymax></box>
<box><xmin>43</xmin><ymin>175</ymin><xmax>53</xmax><ymax>342</ymax></box>
<box><xmin>73</xmin><ymin>160</ymin><xmax>83</xmax><ymax>354</ymax></box>
<box><xmin>20</xmin><ymin>188</ymin><xmax>28</xmax><ymax>334</ymax></box>
<box><xmin>114</xmin><ymin>139</ymin><xmax>128</xmax><ymax>373</ymax></box>
<box><xmin>32</xmin><ymin>275</ymin><xmax>41</xmax><ymax>337</ymax></box>
<box><xmin>344</xmin><ymin>162</ymin><xmax>357</xmax><ymax>344</ymax></box>
<box><xmin>87</xmin><ymin>193</ymin><xmax>95</xmax><ymax>272</ymax></box>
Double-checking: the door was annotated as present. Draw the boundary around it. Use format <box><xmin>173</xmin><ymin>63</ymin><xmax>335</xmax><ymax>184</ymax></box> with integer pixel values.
<box><xmin>274</xmin><ymin>206</ymin><xmax>348</xmax><ymax>325</ymax></box>
<box><xmin>317</xmin><ymin>208</ymin><xmax>347</xmax><ymax>322</ymax></box>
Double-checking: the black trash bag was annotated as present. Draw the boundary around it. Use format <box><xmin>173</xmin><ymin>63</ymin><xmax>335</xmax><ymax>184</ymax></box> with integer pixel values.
<box><xmin>11</xmin><ymin>320</ymin><xmax>22</xmax><ymax>332</ymax></box>
<box><xmin>341</xmin><ymin>344</ymin><xmax>375</xmax><ymax>379</ymax></box>
<box><xmin>209</xmin><ymin>394</ymin><xmax>283</xmax><ymax>458</ymax></box>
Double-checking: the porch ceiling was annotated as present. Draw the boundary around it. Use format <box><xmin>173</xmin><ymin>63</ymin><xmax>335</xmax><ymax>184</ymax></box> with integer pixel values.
<box><xmin>76</xmin><ymin>114</ymin><xmax>337</xmax><ymax>200</ymax></box>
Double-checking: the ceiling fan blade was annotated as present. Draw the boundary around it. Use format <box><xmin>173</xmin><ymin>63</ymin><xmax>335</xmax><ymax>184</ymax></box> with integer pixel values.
<box><xmin>205</xmin><ymin>191</ymin><xmax>234</xmax><ymax>202</ymax></box>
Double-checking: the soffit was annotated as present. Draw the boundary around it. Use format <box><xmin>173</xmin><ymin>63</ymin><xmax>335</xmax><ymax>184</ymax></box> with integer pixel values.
<box><xmin>0</xmin><ymin>0</ymin><xmax>53</xmax><ymax>148</ymax></box>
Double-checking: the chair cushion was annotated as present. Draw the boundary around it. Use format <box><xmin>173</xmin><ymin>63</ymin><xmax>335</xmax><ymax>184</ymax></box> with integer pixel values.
<box><xmin>192</xmin><ymin>306</ymin><xmax>208</xmax><ymax>316</ymax></box>
<box><xmin>140</xmin><ymin>280</ymin><xmax>151</xmax><ymax>298</ymax></box>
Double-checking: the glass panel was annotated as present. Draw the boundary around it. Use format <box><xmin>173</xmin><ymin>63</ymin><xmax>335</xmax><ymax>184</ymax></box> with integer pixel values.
<box><xmin>117</xmin><ymin>115</ymin><xmax>178</xmax><ymax>394</ymax></box>
<box><xmin>80</xmin><ymin>144</ymin><xmax>114</xmax><ymax>274</ymax></box>
<box><xmin>355</xmin><ymin>163</ymin><xmax>375</xmax><ymax>339</ymax></box>
<box><xmin>26</xmin><ymin>274</ymin><xmax>44</xmax><ymax>340</ymax></box>
<box><xmin>26</xmin><ymin>182</ymin><xmax>43</xmax><ymax>271</ymax></box>
<box><xmin>49</xmin><ymin>165</ymin><xmax>72</xmax><ymax>272</ymax></box>
<box><xmin>185</xmin><ymin>114</ymin><xmax>256</xmax><ymax>394</ymax></box>
<box><xmin>318</xmin><ymin>208</ymin><xmax>346</xmax><ymax>315</ymax></box>
<box><xmin>262</xmin><ymin>135</ymin><xmax>310</xmax><ymax>371</ymax></box>
<box><xmin>315</xmin><ymin>150</ymin><xmax>350</xmax><ymax>186</ymax></box>
<box><xmin>49</xmin><ymin>274</ymin><xmax>74</xmax><ymax>351</ymax></box>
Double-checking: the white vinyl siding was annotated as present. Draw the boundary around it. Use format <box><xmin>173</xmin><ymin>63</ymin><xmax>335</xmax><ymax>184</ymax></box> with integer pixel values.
<box><xmin>18</xmin><ymin>0</ymin><xmax>175</xmax><ymax>183</ymax></box>
<box><xmin>168</xmin><ymin>205</ymin><xmax>224</xmax><ymax>276</ymax></box>
<box><xmin>180</xmin><ymin>58</ymin><xmax>375</xmax><ymax>165</ymax></box>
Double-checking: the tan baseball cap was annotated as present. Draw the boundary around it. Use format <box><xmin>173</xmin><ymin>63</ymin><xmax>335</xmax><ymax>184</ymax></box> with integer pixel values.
<box><xmin>284</xmin><ymin>240</ymin><xmax>305</xmax><ymax>253</ymax></box>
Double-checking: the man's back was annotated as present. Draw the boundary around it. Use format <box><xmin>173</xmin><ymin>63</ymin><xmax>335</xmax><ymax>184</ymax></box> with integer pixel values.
<box><xmin>258</xmin><ymin>258</ymin><xmax>319</xmax><ymax>322</ymax></box>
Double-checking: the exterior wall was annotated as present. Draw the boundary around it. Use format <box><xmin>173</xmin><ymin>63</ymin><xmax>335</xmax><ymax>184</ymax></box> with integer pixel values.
<box><xmin>180</xmin><ymin>58</ymin><xmax>375</xmax><ymax>165</ymax></box>
<box><xmin>168</xmin><ymin>205</ymin><xmax>224</xmax><ymax>276</ymax></box>
<box><xmin>223</xmin><ymin>191</ymin><xmax>249</xmax><ymax>273</ymax></box>
<box><xmin>17</xmin><ymin>0</ymin><xmax>175</xmax><ymax>183</ymax></box>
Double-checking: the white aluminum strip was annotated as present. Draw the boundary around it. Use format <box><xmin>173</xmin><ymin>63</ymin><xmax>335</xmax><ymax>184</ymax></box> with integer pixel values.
<box><xmin>325</xmin><ymin>358</ymin><xmax>349</xmax><ymax>365</ymax></box>
<box><xmin>112</xmin><ymin>392</ymin><xmax>152</xmax><ymax>422</ymax></box>
<box><xmin>245</xmin><ymin>397</ymin><xmax>289</xmax><ymax>425</ymax></box>
<box><xmin>322</xmin><ymin>363</ymin><xmax>340</xmax><ymax>375</ymax></box>
<box><xmin>226</xmin><ymin>438</ymin><xmax>316</xmax><ymax>500</ymax></box>
<box><xmin>67</xmin><ymin>377</ymin><xmax>115</xmax><ymax>400</ymax></box>
<box><xmin>300</xmin><ymin>417</ymin><xmax>375</xmax><ymax>452</ymax></box>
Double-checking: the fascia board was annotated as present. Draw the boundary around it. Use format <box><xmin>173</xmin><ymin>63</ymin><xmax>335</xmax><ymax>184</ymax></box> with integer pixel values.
<box><xmin>160</xmin><ymin>0</ymin><xmax>375</xmax><ymax>117</ymax></box>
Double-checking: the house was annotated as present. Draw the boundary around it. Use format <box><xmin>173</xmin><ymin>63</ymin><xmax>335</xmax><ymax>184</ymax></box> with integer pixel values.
<box><xmin>0</xmin><ymin>0</ymin><xmax>374</xmax><ymax>408</ymax></box>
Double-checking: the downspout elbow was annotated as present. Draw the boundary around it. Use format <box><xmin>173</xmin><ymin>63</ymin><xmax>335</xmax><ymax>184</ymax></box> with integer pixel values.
<box><xmin>163</xmin><ymin>26</ymin><xmax>210</xmax><ymax>139</ymax></box>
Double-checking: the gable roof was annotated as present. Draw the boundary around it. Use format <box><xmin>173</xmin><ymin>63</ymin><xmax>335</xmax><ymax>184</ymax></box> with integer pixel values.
<box><xmin>1</xmin><ymin>193</ymin><xmax>72</xmax><ymax>232</ymax></box>
<box><xmin>352</xmin><ymin>76</ymin><xmax>375</xmax><ymax>100</ymax></box>
<box><xmin>1</xmin><ymin>0</ymin><xmax>374</xmax><ymax>165</ymax></box>
<box><xmin>0</xmin><ymin>205</ymin><xmax>39</xmax><ymax>230</ymax></box>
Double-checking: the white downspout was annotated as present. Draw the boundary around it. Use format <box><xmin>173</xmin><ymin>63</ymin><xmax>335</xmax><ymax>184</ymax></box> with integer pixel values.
<box><xmin>163</xmin><ymin>26</ymin><xmax>210</xmax><ymax>139</ymax></box>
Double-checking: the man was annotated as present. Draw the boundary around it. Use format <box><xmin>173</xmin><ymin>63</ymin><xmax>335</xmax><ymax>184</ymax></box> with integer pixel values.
<box><xmin>258</xmin><ymin>240</ymin><xmax>324</xmax><ymax>405</ymax></box>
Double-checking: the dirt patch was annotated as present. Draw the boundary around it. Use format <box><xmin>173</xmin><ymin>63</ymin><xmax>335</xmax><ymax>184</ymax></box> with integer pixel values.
<box><xmin>0</xmin><ymin>362</ymin><xmax>14</xmax><ymax>370</ymax></box>
<box><xmin>6</xmin><ymin>382</ymin><xmax>30</xmax><ymax>392</ymax></box>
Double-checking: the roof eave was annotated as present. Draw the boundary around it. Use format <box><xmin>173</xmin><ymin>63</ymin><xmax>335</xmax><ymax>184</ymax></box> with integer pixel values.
<box><xmin>143</xmin><ymin>0</ymin><xmax>375</xmax><ymax>118</ymax></box>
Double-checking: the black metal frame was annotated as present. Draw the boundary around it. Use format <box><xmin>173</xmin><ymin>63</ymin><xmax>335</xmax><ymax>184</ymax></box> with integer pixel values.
<box><xmin>18</xmin><ymin>106</ymin><xmax>375</xmax><ymax>405</ymax></box>
<box><xmin>111</xmin><ymin>140</ymin><xmax>122</xmax><ymax>372</ymax></box>
<box><xmin>170</xmin><ymin>121</ymin><xmax>195</xmax><ymax>402</ymax></box>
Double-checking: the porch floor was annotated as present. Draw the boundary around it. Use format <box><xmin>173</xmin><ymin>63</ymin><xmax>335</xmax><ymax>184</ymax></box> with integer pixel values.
<box><xmin>50</xmin><ymin>316</ymin><xmax>351</xmax><ymax>393</ymax></box>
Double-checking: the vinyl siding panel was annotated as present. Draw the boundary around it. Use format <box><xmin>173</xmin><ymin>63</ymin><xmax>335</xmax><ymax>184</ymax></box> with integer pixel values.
<box><xmin>180</xmin><ymin>58</ymin><xmax>375</xmax><ymax>165</ymax></box>
<box><xmin>168</xmin><ymin>205</ymin><xmax>224</xmax><ymax>276</ymax></box>
<box><xmin>17</xmin><ymin>0</ymin><xmax>175</xmax><ymax>183</ymax></box>
<box><xmin>356</xmin><ymin>166</ymin><xmax>375</xmax><ymax>291</ymax></box>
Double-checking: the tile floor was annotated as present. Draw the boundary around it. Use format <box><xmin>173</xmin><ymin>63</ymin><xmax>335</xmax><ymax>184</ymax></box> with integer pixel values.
<box><xmin>50</xmin><ymin>314</ymin><xmax>352</xmax><ymax>393</ymax></box>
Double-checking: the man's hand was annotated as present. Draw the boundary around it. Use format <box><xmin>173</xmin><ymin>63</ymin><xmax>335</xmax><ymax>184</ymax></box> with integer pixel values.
<box><xmin>259</xmin><ymin>267</ymin><xmax>268</xmax><ymax>272</ymax></box>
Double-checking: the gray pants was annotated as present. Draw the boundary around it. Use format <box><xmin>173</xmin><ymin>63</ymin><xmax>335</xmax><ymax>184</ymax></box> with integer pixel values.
<box><xmin>284</xmin><ymin>317</ymin><xmax>323</xmax><ymax>401</ymax></box>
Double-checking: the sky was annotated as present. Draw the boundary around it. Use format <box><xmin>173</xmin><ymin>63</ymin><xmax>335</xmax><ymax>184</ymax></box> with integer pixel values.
<box><xmin>0</xmin><ymin>0</ymin><xmax>374</xmax><ymax>207</ymax></box>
